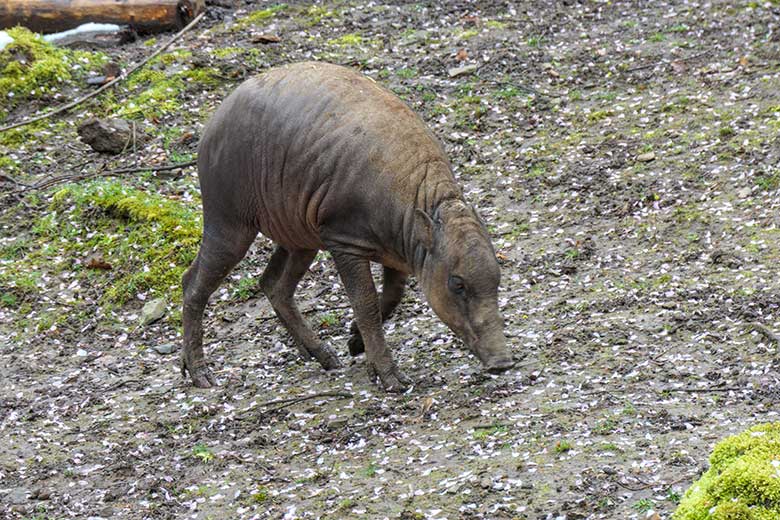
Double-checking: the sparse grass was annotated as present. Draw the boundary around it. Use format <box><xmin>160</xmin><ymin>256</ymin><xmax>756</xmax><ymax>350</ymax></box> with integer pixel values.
<box><xmin>554</xmin><ymin>439</ymin><xmax>573</xmax><ymax>453</ymax></box>
<box><xmin>192</xmin><ymin>443</ymin><xmax>214</xmax><ymax>463</ymax></box>
<box><xmin>593</xmin><ymin>419</ymin><xmax>617</xmax><ymax>435</ymax></box>
<box><xmin>318</xmin><ymin>312</ymin><xmax>339</xmax><ymax>328</ymax></box>
<box><xmin>633</xmin><ymin>498</ymin><xmax>655</xmax><ymax>513</ymax></box>
<box><xmin>233</xmin><ymin>277</ymin><xmax>257</xmax><ymax>301</ymax></box>
<box><xmin>233</xmin><ymin>3</ymin><xmax>287</xmax><ymax>30</ymax></box>
<box><xmin>527</xmin><ymin>35</ymin><xmax>543</xmax><ymax>47</ymax></box>
<box><xmin>250</xmin><ymin>487</ymin><xmax>270</xmax><ymax>503</ymax></box>
<box><xmin>755</xmin><ymin>170</ymin><xmax>780</xmax><ymax>191</ymax></box>
<box><xmin>328</xmin><ymin>33</ymin><xmax>369</xmax><ymax>47</ymax></box>
<box><xmin>337</xmin><ymin>498</ymin><xmax>354</xmax><ymax>511</ymax></box>
<box><xmin>0</xmin><ymin>292</ymin><xmax>17</xmax><ymax>308</ymax></box>
<box><xmin>363</xmin><ymin>462</ymin><xmax>378</xmax><ymax>477</ymax></box>
<box><xmin>473</xmin><ymin>424</ymin><xmax>508</xmax><ymax>439</ymax></box>
<box><xmin>486</xmin><ymin>20</ymin><xmax>507</xmax><ymax>30</ymax></box>
<box><xmin>456</xmin><ymin>29</ymin><xmax>479</xmax><ymax>40</ymax></box>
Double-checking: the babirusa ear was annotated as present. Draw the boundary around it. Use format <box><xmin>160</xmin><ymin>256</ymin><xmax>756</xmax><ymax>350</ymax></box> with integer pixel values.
<box><xmin>414</xmin><ymin>208</ymin><xmax>434</xmax><ymax>250</ymax></box>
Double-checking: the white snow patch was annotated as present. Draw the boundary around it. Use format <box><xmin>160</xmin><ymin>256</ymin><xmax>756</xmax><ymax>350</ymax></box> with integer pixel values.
<box><xmin>0</xmin><ymin>31</ymin><xmax>13</xmax><ymax>51</ymax></box>
<box><xmin>43</xmin><ymin>23</ymin><xmax>121</xmax><ymax>43</ymax></box>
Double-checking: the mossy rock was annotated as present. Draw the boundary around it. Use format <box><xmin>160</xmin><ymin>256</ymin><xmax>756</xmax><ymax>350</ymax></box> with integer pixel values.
<box><xmin>673</xmin><ymin>423</ymin><xmax>780</xmax><ymax>520</ymax></box>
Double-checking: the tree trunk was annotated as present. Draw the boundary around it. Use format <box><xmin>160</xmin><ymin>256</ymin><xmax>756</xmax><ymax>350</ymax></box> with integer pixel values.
<box><xmin>0</xmin><ymin>0</ymin><xmax>205</xmax><ymax>34</ymax></box>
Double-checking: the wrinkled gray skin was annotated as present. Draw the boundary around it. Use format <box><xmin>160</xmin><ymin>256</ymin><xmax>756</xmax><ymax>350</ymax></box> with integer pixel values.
<box><xmin>182</xmin><ymin>62</ymin><xmax>514</xmax><ymax>392</ymax></box>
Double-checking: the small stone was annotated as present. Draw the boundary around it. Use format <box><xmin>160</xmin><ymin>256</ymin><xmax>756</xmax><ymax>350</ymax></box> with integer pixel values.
<box><xmin>738</xmin><ymin>187</ymin><xmax>751</xmax><ymax>198</ymax></box>
<box><xmin>251</xmin><ymin>33</ymin><xmax>281</xmax><ymax>44</ymax></box>
<box><xmin>6</xmin><ymin>487</ymin><xmax>29</xmax><ymax>504</ymax></box>
<box><xmin>78</xmin><ymin>118</ymin><xmax>146</xmax><ymax>154</ymax></box>
<box><xmin>448</xmin><ymin>64</ymin><xmax>478</xmax><ymax>78</ymax></box>
<box><xmin>401</xmin><ymin>30</ymin><xmax>428</xmax><ymax>45</ymax></box>
<box><xmin>152</xmin><ymin>343</ymin><xmax>177</xmax><ymax>355</ymax></box>
<box><xmin>636</xmin><ymin>151</ymin><xmax>656</xmax><ymax>162</ymax></box>
<box><xmin>31</xmin><ymin>488</ymin><xmax>50</xmax><ymax>500</ymax></box>
<box><xmin>76</xmin><ymin>349</ymin><xmax>88</xmax><ymax>357</ymax></box>
<box><xmin>444</xmin><ymin>482</ymin><xmax>461</xmax><ymax>494</ymax></box>
<box><xmin>141</xmin><ymin>298</ymin><xmax>166</xmax><ymax>325</ymax></box>
<box><xmin>326</xmin><ymin>417</ymin><xmax>349</xmax><ymax>430</ymax></box>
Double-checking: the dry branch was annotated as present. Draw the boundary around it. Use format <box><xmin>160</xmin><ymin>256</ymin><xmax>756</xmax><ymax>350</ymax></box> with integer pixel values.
<box><xmin>29</xmin><ymin>159</ymin><xmax>197</xmax><ymax>190</ymax></box>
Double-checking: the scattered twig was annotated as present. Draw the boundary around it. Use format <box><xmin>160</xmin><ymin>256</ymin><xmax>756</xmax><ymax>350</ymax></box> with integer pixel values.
<box><xmin>0</xmin><ymin>173</ymin><xmax>32</xmax><ymax>188</ymax></box>
<box><xmin>613</xmin><ymin>478</ymin><xmax>654</xmax><ymax>491</ymax></box>
<box><xmin>472</xmin><ymin>423</ymin><xmax>509</xmax><ymax>430</ymax></box>
<box><xmin>241</xmin><ymin>391</ymin><xmax>353</xmax><ymax>416</ymax></box>
<box><xmin>650</xmin><ymin>344</ymin><xmax>680</xmax><ymax>363</ymax></box>
<box><xmin>662</xmin><ymin>386</ymin><xmax>747</xmax><ymax>394</ymax></box>
<box><xmin>625</xmin><ymin>49</ymin><xmax>712</xmax><ymax>73</ymax></box>
<box><xmin>0</xmin><ymin>12</ymin><xmax>206</xmax><ymax>133</ymax></box>
<box><xmin>746</xmin><ymin>322</ymin><xmax>780</xmax><ymax>345</ymax></box>
<box><xmin>477</xmin><ymin>75</ymin><xmax>556</xmax><ymax>98</ymax></box>
<box><xmin>27</xmin><ymin>160</ymin><xmax>197</xmax><ymax>191</ymax></box>
<box><xmin>105</xmin><ymin>378</ymin><xmax>142</xmax><ymax>392</ymax></box>
<box><xmin>254</xmin><ymin>303</ymin><xmax>352</xmax><ymax>324</ymax></box>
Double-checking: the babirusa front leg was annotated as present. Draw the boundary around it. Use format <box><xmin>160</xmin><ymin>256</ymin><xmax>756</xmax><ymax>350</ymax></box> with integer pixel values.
<box><xmin>331</xmin><ymin>252</ymin><xmax>411</xmax><ymax>392</ymax></box>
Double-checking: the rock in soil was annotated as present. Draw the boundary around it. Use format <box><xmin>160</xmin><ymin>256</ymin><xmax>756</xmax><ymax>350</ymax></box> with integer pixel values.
<box><xmin>140</xmin><ymin>298</ymin><xmax>166</xmax><ymax>325</ymax></box>
<box><xmin>77</xmin><ymin>118</ymin><xmax>145</xmax><ymax>154</ymax></box>
<box><xmin>448</xmin><ymin>64</ymin><xmax>477</xmax><ymax>77</ymax></box>
<box><xmin>6</xmin><ymin>487</ymin><xmax>29</xmax><ymax>504</ymax></box>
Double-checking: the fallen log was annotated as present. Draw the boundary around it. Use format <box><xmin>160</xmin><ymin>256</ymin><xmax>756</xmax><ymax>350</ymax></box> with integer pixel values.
<box><xmin>0</xmin><ymin>0</ymin><xmax>204</xmax><ymax>34</ymax></box>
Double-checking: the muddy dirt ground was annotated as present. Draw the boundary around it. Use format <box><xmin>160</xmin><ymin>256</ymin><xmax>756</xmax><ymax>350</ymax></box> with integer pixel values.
<box><xmin>2</xmin><ymin>1</ymin><xmax>780</xmax><ymax>519</ymax></box>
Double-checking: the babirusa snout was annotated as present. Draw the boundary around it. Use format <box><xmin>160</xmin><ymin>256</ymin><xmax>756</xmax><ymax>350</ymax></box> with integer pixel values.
<box><xmin>470</xmin><ymin>320</ymin><xmax>513</xmax><ymax>374</ymax></box>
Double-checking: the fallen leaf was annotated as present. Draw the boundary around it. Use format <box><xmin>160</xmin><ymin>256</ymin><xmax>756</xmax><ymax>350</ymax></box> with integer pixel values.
<box><xmin>177</xmin><ymin>131</ymin><xmax>195</xmax><ymax>145</ymax></box>
<box><xmin>739</xmin><ymin>55</ymin><xmax>749</xmax><ymax>67</ymax></box>
<box><xmin>85</xmin><ymin>254</ymin><xmax>111</xmax><ymax>270</ymax></box>
<box><xmin>671</xmin><ymin>60</ymin><xmax>687</xmax><ymax>74</ymax></box>
<box><xmin>252</xmin><ymin>33</ymin><xmax>281</xmax><ymax>44</ymax></box>
<box><xmin>419</xmin><ymin>397</ymin><xmax>434</xmax><ymax>417</ymax></box>
<box><xmin>455</xmin><ymin>48</ymin><xmax>468</xmax><ymax>62</ymax></box>
<box><xmin>460</xmin><ymin>14</ymin><xmax>480</xmax><ymax>26</ymax></box>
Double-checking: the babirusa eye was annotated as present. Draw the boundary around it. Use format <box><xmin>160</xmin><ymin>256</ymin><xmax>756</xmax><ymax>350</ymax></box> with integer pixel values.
<box><xmin>448</xmin><ymin>275</ymin><xmax>466</xmax><ymax>295</ymax></box>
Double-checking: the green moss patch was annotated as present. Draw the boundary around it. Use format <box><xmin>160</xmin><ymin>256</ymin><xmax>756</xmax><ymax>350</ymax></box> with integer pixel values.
<box><xmin>233</xmin><ymin>3</ymin><xmax>287</xmax><ymax>31</ymax></box>
<box><xmin>0</xmin><ymin>27</ymin><xmax>107</xmax><ymax>120</ymax></box>
<box><xmin>0</xmin><ymin>180</ymin><xmax>201</xmax><ymax>327</ymax></box>
<box><xmin>673</xmin><ymin>423</ymin><xmax>780</xmax><ymax>520</ymax></box>
<box><xmin>51</xmin><ymin>180</ymin><xmax>202</xmax><ymax>303</ymax></box>
<box><xmin>108</xmin><ymin>63</ymin><xmax>220</xmax><ymax>121</ymax></box>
